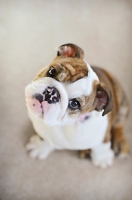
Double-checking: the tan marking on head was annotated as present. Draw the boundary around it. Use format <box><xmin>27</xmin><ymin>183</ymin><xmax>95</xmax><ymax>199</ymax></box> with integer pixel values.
<box><xmin>64</xmin><ymin>63</ymin><xmax>76</xmax><ymax>75</ymax></box>
<box><xmin>34</xmin><ymin>57</ymin><xmax>88</xmax><ymax>82</ymax></box>
<box><xmin>34</xmin><ymin>43</ymin><xmax>88</xmax><ymax>82</ymax></box>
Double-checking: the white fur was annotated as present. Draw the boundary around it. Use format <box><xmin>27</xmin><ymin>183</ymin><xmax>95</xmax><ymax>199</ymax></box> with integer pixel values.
<box><xmin>91</xmin><ymin>142</ymin><xmax>114</xmax><ymax>168</ymax></box>
<box><xmin>28</xmin><ymin>110</ymin><xmax>108</xmax><ymax>150</ymax></box>
<box><xmin>26</xmin><ymin>135</ymin><xmax>54</xmax><ymax>159</ymax></box>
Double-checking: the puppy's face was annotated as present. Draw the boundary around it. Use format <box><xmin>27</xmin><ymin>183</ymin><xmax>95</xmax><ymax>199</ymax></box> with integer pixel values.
<box><xmin>25</xmin><ymin>44</ymin><xmax>112</xmax><ymax>126</ymax></box>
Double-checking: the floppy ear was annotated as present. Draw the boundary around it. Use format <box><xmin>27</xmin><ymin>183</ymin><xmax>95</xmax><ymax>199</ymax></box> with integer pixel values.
<box><xmin>94</xmin><ymin>83</ymin><xmax>113</xmax><ymax>116</ymax></box>
<box><xmin>57</xmin><ymin>43</ymin><xmax>84</xmax><ymax>59</ymax></box>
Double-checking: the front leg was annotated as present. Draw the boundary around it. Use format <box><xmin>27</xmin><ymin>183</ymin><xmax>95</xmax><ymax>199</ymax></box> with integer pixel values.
<box><xmin>26</xmin><ymin>135</ymin><xmax>54</xmax><ymax>159</ymax></box>
<box><xmin>91</xmin><ymin>142</ymin><xmax>114</xmax><ymax>168</ymax></box>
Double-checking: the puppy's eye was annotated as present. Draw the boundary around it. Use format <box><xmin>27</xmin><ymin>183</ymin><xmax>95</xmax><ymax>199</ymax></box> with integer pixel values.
<box><xmin>47</xmin><ymin>66</ymin><xmax>57</xmax><ymax>77</ymax></box>
<box><xmin>68</xmin><ymin>99</ymin><xmax>80</xmax><ymax>110</ymax></box>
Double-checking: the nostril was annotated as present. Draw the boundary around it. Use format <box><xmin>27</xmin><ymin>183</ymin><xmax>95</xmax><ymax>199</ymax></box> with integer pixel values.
<box><xmin>43</xmin><ymin>86</ymin><xmax>60</xmax><ymax>104</ymax></box>
<box><xmin>33</xmin><ymin>93</ymin><xmax>43</xmax><ymax>103</ymax></box>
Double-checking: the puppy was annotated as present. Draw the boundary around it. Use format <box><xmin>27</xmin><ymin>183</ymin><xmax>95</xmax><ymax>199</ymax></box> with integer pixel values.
<box><xmin>25</xmin><ymin>43</ymin><xmax>129</xmax><ymax>168</ymax></box>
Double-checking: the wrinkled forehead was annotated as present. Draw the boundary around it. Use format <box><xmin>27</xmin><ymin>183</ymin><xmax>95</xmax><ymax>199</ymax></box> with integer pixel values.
<box><xmin>64</xmin><ymin>65</ymin><xmax>99</xmax><ymax>99</ymax></box>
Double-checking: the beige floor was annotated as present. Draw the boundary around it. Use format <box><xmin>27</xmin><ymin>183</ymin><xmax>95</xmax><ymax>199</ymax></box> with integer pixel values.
<box><xmin>0</xmin><ymin>0</ymin><xmax>132</xmax><ymax>199</ymax></box>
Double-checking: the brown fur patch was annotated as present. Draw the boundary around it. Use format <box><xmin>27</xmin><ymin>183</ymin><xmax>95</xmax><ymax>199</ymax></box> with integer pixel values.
<box><xmin>34</xmin><ymin>57</ymin><xmax>88</xmax><ymax>83</ymax></box>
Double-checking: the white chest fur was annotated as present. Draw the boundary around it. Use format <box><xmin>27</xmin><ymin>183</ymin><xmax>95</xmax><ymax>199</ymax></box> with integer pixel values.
<box><xmin>29</xmin><ymin>110</ymin><xmax>108</xmax><ymax>150</ymax></box>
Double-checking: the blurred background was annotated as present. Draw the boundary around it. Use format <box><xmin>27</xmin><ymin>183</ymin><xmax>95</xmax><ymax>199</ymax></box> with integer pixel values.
<box><xmin>0</xmin><ymin>0</ymin><xmax>132</xmax><ymax>200</ymax></box>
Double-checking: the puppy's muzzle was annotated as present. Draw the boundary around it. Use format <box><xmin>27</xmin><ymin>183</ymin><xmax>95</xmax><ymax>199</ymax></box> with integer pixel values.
<box><xmin>25</xmin><ymin>77</ymin><xmax>68</xmax><ymax>125</ymax></box>
<box><xmin>34</xmin><ymin>86</ymin><xmax>60</xmax><ymax>104</ymax></box>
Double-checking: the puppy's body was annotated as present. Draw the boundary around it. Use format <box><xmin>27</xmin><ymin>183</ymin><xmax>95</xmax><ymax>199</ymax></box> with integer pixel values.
<box><xmin>28</xmin><ymin>110</ymin><xmax>108</xmax><ymax>150</ymax></box>
<box><xmin>25</xmin><ymin>44</ymin><xmax>129</xmax><ymax>168</ymax></box>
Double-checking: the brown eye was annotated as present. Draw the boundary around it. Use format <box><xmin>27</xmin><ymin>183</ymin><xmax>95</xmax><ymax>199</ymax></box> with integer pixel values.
<box><xmin>68</xmin><ymin>99</ymin><xmax>80</xmax><ymax>110</ymax></box>
<box><xmin>47</xmin><ymin>66</ymin><xmax>57</xmax><ymax>77</ymax></box>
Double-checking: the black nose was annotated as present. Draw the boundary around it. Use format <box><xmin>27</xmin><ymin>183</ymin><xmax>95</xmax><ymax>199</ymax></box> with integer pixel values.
<box><xmin>43</xmin><ymin>86</ymin><xmax>60</xmax><ymax>104</ymax></box>
<box><xmin>33</xmin><ymin>93</ymin><xmax>43</xmax><ymax>103</ymax></box>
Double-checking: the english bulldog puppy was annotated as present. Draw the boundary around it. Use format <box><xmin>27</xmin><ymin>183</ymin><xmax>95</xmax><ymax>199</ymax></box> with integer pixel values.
<box><xmin>25</xmin><ymin>43</ymin><xmax>130</xmax><ymax>168</ymax></box>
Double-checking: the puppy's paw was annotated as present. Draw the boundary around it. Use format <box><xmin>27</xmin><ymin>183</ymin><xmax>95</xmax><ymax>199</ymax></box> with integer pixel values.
<box><xmin>91</xmin><ymin>142</ymin><xmax>114</xmax><ymax>169</ymax></box>
<box><xmin>26</xmin><ymin>135</ymin><xmax>54</xmax><ymax>159</ymax></box>
<box><xmin>91</xmin><ymin>149</ymin><xmax>114</xmax><ymax>168</ymax></box>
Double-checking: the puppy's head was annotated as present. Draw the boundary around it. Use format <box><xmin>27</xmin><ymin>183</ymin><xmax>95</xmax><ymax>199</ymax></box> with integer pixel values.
<box><xmin>25</xmin><ymin>43</ymin><xmax>112</xmax><ymax>126</ymax></box>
